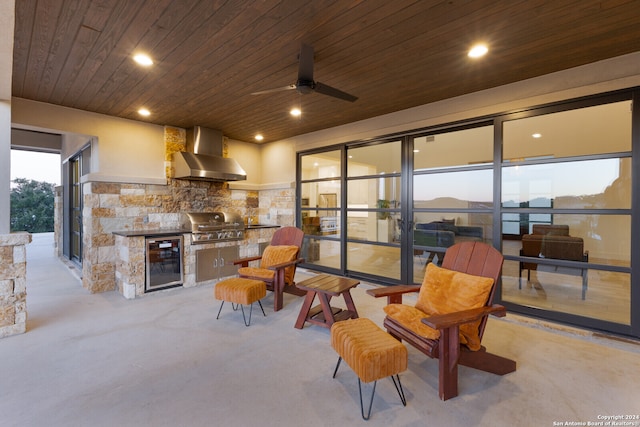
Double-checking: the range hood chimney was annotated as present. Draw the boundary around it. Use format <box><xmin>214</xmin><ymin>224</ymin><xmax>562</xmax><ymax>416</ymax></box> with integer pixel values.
<box><xmin>173</xmin><ymin>126</ymin><xmax>247</xmax><ymax>181</ymax></box>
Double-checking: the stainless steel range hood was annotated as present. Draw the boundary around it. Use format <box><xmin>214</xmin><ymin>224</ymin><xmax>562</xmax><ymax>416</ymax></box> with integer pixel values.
<box><xmin>173</xmin><ymin>127</ymin><xmax>247</xmax><ymax>181</ymax></box>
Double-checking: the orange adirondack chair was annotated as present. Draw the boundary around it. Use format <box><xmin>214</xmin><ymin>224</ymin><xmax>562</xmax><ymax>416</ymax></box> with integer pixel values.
<box><xmin>233</xmin><ymin>226</ymin><xmax>305</xmax><ymax>311</ymax></box>
<box><xmin>367</xmin><ymin>241</ymin><xmax>516</xmax><ymax>400</ymax></box>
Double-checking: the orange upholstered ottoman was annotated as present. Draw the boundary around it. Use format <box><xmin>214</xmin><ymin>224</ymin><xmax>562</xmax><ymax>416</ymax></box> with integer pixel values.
<box><xmin>215</xmin><ymin>278</ymin><xmax>266</xmax><ymax>326</ymax></box>
<box><xmin>330</xmin><ymin>318</ymin><xmax>408</xmax><ymax>420</ymax></box>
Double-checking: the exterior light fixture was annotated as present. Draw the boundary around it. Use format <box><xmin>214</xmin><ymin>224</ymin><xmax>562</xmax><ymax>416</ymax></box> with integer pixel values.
<box><xmin>255</xmin><ymin>134</ymin><xmax>264</xmax><ymax>141</ymax></box>
<box><xmin>133</xmin><ymin>53</ymin><xmax>153</xmax><ymax>66</ymax></box>
<box><xmin>468</xmin><ymin>44</ymin><xmax>488</xmax><ymax>58</ymax></box>
<box><xmin>532</xmin><ymin>133</ymin><xmax>542</xmax><ymax>138</ymax></box>
<box><xmin>138</xmin><ymin>108</ymin><xmax>151</xmax><ymax>117</ymax></box>
<box><xmin>290</xmin><ymin>108</ymin><xmax>301</xmax><ymax>117</ymax></box>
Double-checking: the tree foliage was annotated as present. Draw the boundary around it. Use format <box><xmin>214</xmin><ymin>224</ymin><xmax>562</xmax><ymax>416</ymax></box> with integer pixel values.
<box><xmin>10</xmin><ymin>178</ymin><xmax>55</xmax><ymax>233</ymax></box>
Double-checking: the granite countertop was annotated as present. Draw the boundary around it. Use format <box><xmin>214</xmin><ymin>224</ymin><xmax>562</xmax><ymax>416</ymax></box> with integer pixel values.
<box><xmin>244</xmin><ymin>224</ymin><xmax>280</xmax><ymax>230</ymax></box>
<box><xmin>112</xmin><ymin>224</ymin><xmax>280</xmax><ymax>237</ymax></box>
<box><xmin>112</xmin><ymin>229</ymin><xmax>191</xmax><ymax>237</ymax></box>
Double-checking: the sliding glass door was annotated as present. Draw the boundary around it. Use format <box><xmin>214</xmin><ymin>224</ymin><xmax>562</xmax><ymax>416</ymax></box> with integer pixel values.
<box><xmin>297</xmin><ymin>88</ymin><xmax>638</xmax><ymax>339</ymax></box>
<box><xmin>298</xmin><ymin>140</ymin><xmax>408</xmax><ymax>283</ymax></box>
<box><xmin>499</xmin><ymin>99</ymin><xmax>633</xmax><ymax>328</ymax></box>
<box><xmin>411</xmin><ymin>124</ymin><xmax>495</xmax><ymax>284</ymax></box>
<box><xmin>345</xmin><ymin>140</ymin><xmax>403</xmax><ymax>282</ymax></box>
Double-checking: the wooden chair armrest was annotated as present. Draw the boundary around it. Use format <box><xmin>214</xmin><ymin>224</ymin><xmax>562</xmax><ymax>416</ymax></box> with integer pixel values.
<box><xmin>366</xmin><ymin>285</ymin><xmax>421</xmax><ymax>304</ymax></box>
<box><xmin>421</xmin><ymin>304</ymin><xmax>507</xmax><ymax>330</ymax></box>
<box><xmin>267</xmin><ymin>257</ymin><xmax>305</xmax><ymax>271</ymax></box>
<box><xmin>233</xmin><ymin>255</ymin><xmax>262</xmax><ymax>267</ymax></box>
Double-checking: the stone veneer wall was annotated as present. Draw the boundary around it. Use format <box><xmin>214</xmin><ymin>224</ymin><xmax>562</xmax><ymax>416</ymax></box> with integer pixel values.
<box><xmin>0</xmin><ymin>232</ymin><xmax>31</xmax><ymax>338</ymax></box>
<box><xmin>84</xmin><ymin>179</ymin><xmax>231</xmax><ymax>292</ymax></box>
<box><xmin>83</xmin><ymin>181</ymin><xmax>296</xmax><ymax>295</ymax></box>
<box><xmin>258</xmin><ymin>187</ymin><xmax>296</xmax><ymax>227</ymax></box>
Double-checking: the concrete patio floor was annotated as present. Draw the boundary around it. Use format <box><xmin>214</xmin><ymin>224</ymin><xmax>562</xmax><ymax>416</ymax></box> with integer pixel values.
<box><xmin>1</xmin><ymin>232</ymin><xmax>639</xmax><ymax>427</ymax></box>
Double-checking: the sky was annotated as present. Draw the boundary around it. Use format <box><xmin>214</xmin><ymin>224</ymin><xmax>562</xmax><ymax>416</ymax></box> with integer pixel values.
<box><xmin>10</xmin><ymin>150</ymin><xmax>61</xmax><ymax>186</ymax></box>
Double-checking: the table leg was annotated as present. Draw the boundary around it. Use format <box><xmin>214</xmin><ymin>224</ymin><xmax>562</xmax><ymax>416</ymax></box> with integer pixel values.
<box><xmin>342</xmin><ymin>290</ymin><xmax>359</xmax><ymax>318</ymax></box>
<box><xmin>317</xmin><ymin>292</ymin><xmax>336</xmax><ymax>327</ymax></box>
<box><xmin>294</xmin><ymin>291</ymin><xmax>316</xmax><ymax>329</ymax></box>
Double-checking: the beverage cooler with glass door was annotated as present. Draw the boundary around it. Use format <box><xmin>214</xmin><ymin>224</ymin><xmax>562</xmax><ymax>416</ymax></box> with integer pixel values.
<box><xmin>145</xmin><ymin>236</ymin><xmax>183</xmax><ymax>292</ymax></box>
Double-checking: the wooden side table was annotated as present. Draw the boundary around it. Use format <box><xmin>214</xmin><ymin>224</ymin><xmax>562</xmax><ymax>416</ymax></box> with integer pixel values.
<box><xmin>294</xmin><ymin>274</ymin><xmax>360</xmax><ymax>329</ymax></box>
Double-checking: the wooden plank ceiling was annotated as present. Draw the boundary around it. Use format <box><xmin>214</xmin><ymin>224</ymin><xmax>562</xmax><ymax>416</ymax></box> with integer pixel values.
<box><xmin>12</xmin><ymin>0</ymin><xmax>640</xmax><ymax>143</ymax></box>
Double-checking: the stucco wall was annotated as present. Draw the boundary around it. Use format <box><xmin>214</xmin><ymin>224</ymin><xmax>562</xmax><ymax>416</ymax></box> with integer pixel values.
<box><xmin>0</xmin><ymin>0</ymin><xmax>14</xmax><ymax>234</ymax></box>
<box><xmin>11</xmin><ymin>98</ymin><xmax>263</xmax><ymax>187</ymax></box>
<box><xmin>12</xmin><ymin>98</ymin><xmax>165</xmax><ymax>184</ymax></box>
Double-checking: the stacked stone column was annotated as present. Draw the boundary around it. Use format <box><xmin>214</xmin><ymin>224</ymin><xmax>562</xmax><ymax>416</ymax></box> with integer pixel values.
<box><xmin>0</xmin><ymin>232</ymin><xmax>31</xmax><ymax>338</ymax></box>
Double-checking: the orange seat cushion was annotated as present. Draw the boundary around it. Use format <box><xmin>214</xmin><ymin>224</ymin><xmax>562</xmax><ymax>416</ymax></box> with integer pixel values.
<box><xmin>331</xmin><ymin>318</ymin><xmax>407</xmax><ymax>383</ymax></box>
<box><xmin>237</xmin><ymin>266</ymin><xmax>275</xmax><ymax>282</ymax></box>
<box><xmin>384</xmin><ymin>263</ymin><xmax>494</xmax><ymax>351</ymax></box>
<box><xmin>214</xmin><ymin>278</ymin><xmax>266</xmax><ymax>305</ymax></box>
<box><xmin>238</xmin><ymin>245</ymin><xmax>299</xmax><ymax>285</ymax></box>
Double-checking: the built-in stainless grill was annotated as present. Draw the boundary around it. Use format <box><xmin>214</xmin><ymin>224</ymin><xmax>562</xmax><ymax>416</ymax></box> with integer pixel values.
<box><xmin>186</xmin><ymin>212</ymin><xmax>245</xmax><ymax>243</ymax></box>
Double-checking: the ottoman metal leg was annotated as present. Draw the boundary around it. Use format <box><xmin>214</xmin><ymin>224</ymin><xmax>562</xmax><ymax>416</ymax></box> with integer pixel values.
<box><xmin>332</xmin><ymin>356</ymin><xmax>407</xmax><ymax>420</ymax></box>
<box><xmin>358</xmin><ymin>379</ymin><xmax>378</xmax><ymax>420</ymax></box>
<box><xmin>216</xmin><ymin>300</ymin><xmax>266</xmax><ymax>326</ymax></box>
<box><xmin>239</xmin><ymin>300</ymin><xmax>266</xmax><ymax>327</ymax></box>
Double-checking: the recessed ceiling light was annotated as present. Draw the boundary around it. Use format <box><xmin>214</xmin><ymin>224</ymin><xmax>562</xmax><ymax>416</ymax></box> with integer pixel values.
<box><xmin>133</xmin><ymin>53</ymin><xmax>153</xmax><ymax>66</ymax></box>
<box><xmin>468</xmin><ymin>44</ymin><xmax>488</xmax><ymax>58</ymax></box>
<box><xmin>255</xmin><ymin>134</ymin><xmax>264</xmax><ymax>141</ymax></box>
<box><xmin>290</xmin><ymin>108</ymin><xmax>301</xmax><ymax>117</ymax></box>
<box><xmin>532</xmin><ymin>133</ymin><xmax>542</xmax><ymax>138</ymax></box>
<box><xmin>138</xmin><ymin>108</ymin><xmax>150</xmax><ymax>117</ymax></box>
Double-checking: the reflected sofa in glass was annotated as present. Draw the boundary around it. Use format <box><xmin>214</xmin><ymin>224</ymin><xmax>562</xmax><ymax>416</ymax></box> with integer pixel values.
<box><xmin>414</xmin><ymin>221</ymin><xmax>484</xmax><ymax>264</ymax></box>
<box><xmin>519</xmin><ymin>224</ymin><xmax>589</xmax><ymax>299</ymax></box>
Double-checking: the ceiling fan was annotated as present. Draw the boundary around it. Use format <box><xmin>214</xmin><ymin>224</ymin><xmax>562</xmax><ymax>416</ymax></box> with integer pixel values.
<box><xmin>251</xmin><ymin>43</ymin><xmax>358</xmax><ymax>102</ymax></box>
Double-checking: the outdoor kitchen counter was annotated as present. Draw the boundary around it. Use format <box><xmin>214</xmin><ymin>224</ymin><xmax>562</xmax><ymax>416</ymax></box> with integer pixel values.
<box><xmin>112</xmin><ymin>225</ymin><xmax>281</xmax><ymax>299</ymax></box>
<box><xmin>244</xmin><ymin>224</ymin><xmax>280</xmax><ymax>230</ymax></box>
<box><xmin>112</xmin><ymin>225</ymin><xmax>280</xmax><ymax>237</ymax></box>
<box><xmin>112</xmin><ymin>229</ymin><xmax>191</xmax><ymax>237</ymax></box>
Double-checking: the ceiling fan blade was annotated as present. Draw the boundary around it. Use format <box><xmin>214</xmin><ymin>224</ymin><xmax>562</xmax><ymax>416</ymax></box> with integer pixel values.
<box><xmin>298</xmin><ymin>43</ymin><xmax>314</xmax><ymax>81</ymax></box>
<box><xmin>251</xmin><ymin>84</ymin><xmax>297</xmax><ymax>95</ymax></box>
<box><xmin>313</xmin><ymin>82</ymin><xmax>358</xmax><ymax>102</ymax></box>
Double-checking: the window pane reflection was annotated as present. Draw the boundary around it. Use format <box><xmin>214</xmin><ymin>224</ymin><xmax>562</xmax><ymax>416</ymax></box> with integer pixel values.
<box><xmin>301</xmin><ymin>151</ymin><xmax>341</xmax><ymax>180</ymax></box>
<box><xmin>347</xmin><ymin>242</ymin><xmax>401</xmax><ymax>280</ymax></box>
<box><xmin>348</xmin><ymin>141</ymin><xmax>401</xmax><ymax>176</ymax></box>
<box><xmin>501</xmin><ymin>260</ymin><xmax>630</xmax><ymax>325</ymax></box>
<box><xmin>502</xmin><ymin>214</ymin><xmax>630</xmax><ymax>268</ymax></box>
<box><xmin>300</xmin><ymin>181</ymin><xmax>341</xmax><ymax>210</ymax></box>
<box><xmin>414</xmin><ymin>125</ymin><xmax>493</xmax><ymax>170</ymax></box>
<box><xmin>412</xmin><ymin>212</ymin><xmax>492</xmax><ymax>284</ymax></box>
<box><xmin>502</xmin><ymin>158</ymin><xmax>631</xmax><ymax>209</ymax></box>
<box><xmin>414</xmin><ymin>169</ymin><xmax>493</xmax><ymax>208</ymax></box>
<box><xmin>302</xmin><ymin>237</ymin><xmax>340</xmax><ymax>269</ymax></box>
<box><xmin>503</xmin><ymin>101</ymin><xmax>631</xmax><ymax>161</ymax></box>
<box><xmin>347</xmin><ymin>177</ymin><xmax>400</xmax><ymax>208</ymax></box>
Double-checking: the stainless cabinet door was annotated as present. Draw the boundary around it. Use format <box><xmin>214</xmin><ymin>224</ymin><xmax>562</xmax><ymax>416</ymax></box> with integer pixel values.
<box><xmin>218</xmin><ymin>246</ymin><xmax>239</xmax><ymax>278</ymax></box>
<box><xmin>196</xmin><ymin>248</ymin><xmax>218</xmax><ymax>282</ymax></box>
